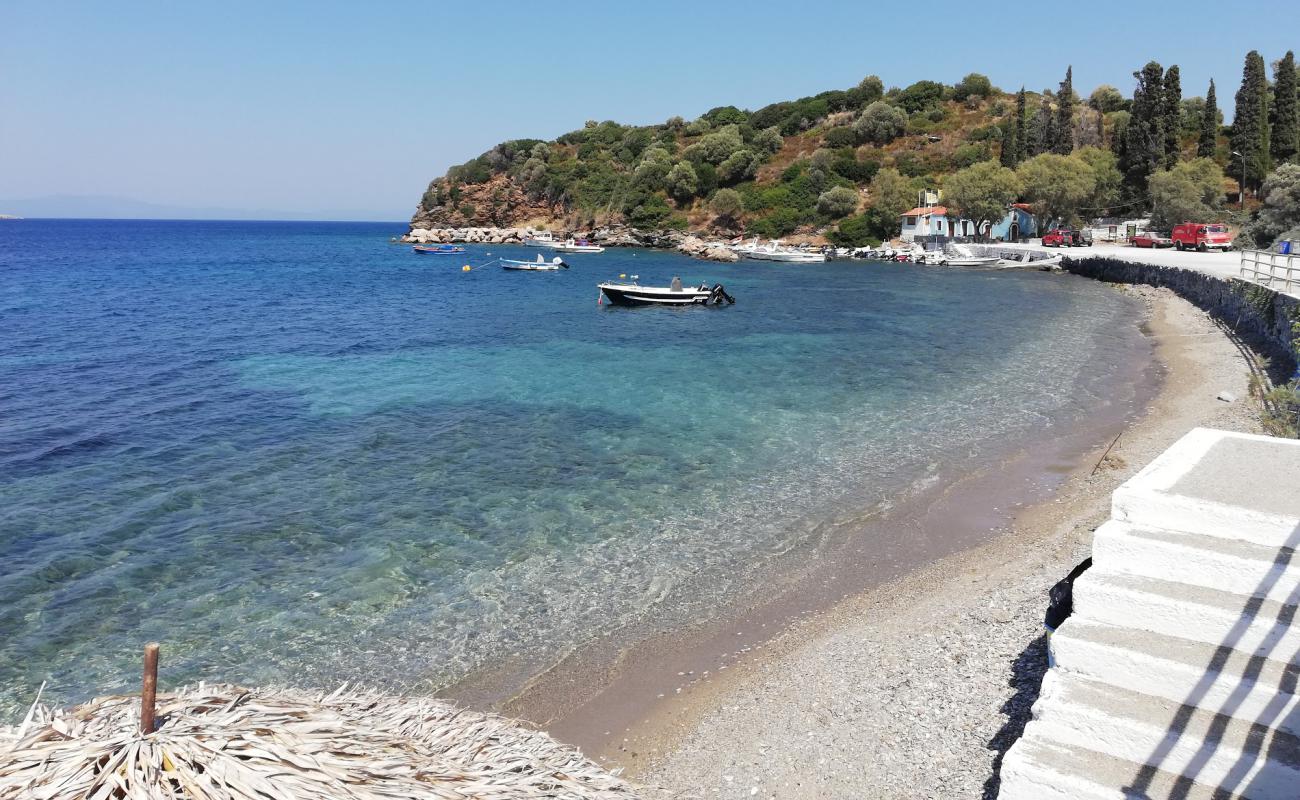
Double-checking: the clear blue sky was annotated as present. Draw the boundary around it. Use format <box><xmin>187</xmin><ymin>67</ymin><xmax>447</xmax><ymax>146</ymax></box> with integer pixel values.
<box><xmin>3</xmin><ymin>1</ymin><xmax>1295</xmax><ymax>221</ymax></box>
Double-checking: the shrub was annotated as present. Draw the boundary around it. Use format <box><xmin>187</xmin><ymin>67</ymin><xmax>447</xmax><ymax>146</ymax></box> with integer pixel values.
<box><xmin>718</xmin><ymin>149</ymin><xmax>760</xmax><ymax>184</ymax></box>
<box><xmin>854</xmin><ymin>101</ymin><xmax>908</xmax><ymax>145</ymax></box>
<box><xmin>1148</xmin><ymin>158</ymin><xmax>1227</xmax><ymax>230</ymax></box>
<box><xmin>894</xmin><ymin>152</ymin><xmax>927</xmax><ymax>177</ymax></box>
<box><xmin>823</xmin><ymin>126</ymin><xmax>857</xmax><ymax>148</ymax></box>
<box><xmin>950</xmin><ymin>143</ymin><xmax>991</xmax><ymax>169</ymax></box>
<box><xmin>1239</xmin><ymin>163</ymin><xmax>1300</xmax><ymax>247</ymax></box>
<box><xmin>817</xmin><ymin>185</ymin><xmax>860</xmax><ymax>218</ymax></box>
<box><xmin>702</xmin><ymin>106</ymin><xmax>749</xmax><ymax>126</ymax></box>
<box><xmin>628</xmin><ymin>194</ymin><xmax>674</xmax><ymax>228</ymax></box>
<box><xmin>748</xmin><ymin>207</ymin><xmax>802</xmax><ymax>237</ymax></box>
<box><xmin>1088</xmin><ymin>85</ymin><xmax>1127</xmax><ymax>114</ymax></box>
<box><xmin>684</xmin><ymin>118</ymin><xmax>711</xmax><ymax>137</ymax></box>
<box><xmin>952</xmin><ymin>73</ymin><xmax>993</xmax><ymax>102</ymax></box>
<box><xmin>896</xmin><ymin>80</ymin><xmax>947</xmax><ymax>114</ymax></box>
<box><xmin>693</xmin><ymin>124</ymin><xmax>745</xmax><ymax>164</ymax></box>
<box><xmin>850</xmin><ymin>75</ymin><xmax>884</xmax><ymax>107</ymax></box>
<box><xmin>827</xmin><ymin>213</ymin><xmax>882</xmax><ymax>247</ymax></box>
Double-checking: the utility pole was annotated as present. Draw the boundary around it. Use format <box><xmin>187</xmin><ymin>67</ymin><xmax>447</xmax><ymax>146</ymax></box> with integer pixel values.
<box><xmin>1231</xmin><ymin>150</ymin><xmax>1245</xmax><ymax>208</ymax></box>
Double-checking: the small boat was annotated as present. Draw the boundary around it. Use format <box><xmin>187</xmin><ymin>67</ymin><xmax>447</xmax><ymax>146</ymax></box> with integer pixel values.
<box><xmin>553</xmin><ymin>238</ymin><xmax>605</xmax><ymax>253</ymax></box>
<box><xmin>523</xmin><ymin>232</ymin><xmax>558</xmax><ymax>247</ymax></box>
<box><xmin>502</xmin><ymin>254</ymin><xmax>569</xmax><ymax>271</ymax></box>
<box><xmin>413</xmin><ymin>244</ymin><xmax>466</xmax><ymax>255</ymax></box>
<box><xmin>740</xmin><ymin>239</ymin><xmax>827</xmax><ymax>263</ymax></box>
<box><xmin>935</xmin><ymin>244</ymin><xmax>1002</xmax><ymax>268</ymax></box>
<box><xmin>598</xmin><ymin>278</ymin><xmax>735</xmax><ymax>307</ymax></box>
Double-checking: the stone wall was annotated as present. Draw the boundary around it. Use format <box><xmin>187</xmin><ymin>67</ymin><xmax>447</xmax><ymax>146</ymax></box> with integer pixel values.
<box><xmin>1064</xmin><ymin>256</ymin><xmax>1300</xmax><ymax>376</ymax></box>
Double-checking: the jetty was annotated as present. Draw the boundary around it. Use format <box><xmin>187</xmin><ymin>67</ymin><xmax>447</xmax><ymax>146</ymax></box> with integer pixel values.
<box><xmin>999</xmin><ymin>427</ymin><xmax>1300</xmax><ymax>799</ymax></box>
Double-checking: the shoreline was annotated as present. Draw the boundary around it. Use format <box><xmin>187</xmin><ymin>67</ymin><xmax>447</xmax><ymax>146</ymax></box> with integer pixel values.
<box><xmin>442</xmin><ymin>276</ymin><xmax>1159</xmax><ymax>757</ymax></box>
<box><xmin>628</xmin><ymin>287</ymin><xmax>1262</xmax><ymax>797</ymax></box>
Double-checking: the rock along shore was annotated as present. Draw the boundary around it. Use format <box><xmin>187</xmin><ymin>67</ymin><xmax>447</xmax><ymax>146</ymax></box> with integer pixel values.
<box><xmin>400</xmin><ymin>225</ymin><xmax>739</xmax><ymax>262</ymax></box>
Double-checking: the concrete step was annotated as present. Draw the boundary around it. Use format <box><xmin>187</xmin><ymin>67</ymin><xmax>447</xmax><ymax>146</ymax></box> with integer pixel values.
<box><xmin>1092</xmin><ymin>520</ymin><xmax>1300</xmax><ymax>605</ymax></box>
<box><xmin>1023</xmin><ymin>672</ymin><xmax>1300</xmax><ymax>799</ymax></box>
<box><xmin>1050</xmin><ymin>618</ymin><xmax>1300</xmax><ymax>737</ymax></box>
<box><xmin>1073</xmin><ymin>569</ymin><xmax>1300</xmax><ymax>657</ymax></box>
<box><xmin>1112</xmin><ymin>428</ymin><xmax>1300</xmax><ymax>548</ymax></box>
<box><xmin>999</xmin><ymin>737</ymin><xmax>1218</xmax><ymax>800</ymax></box>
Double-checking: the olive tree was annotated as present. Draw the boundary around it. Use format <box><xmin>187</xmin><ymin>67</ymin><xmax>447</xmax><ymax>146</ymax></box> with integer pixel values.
<box><xmin>1240</xmin><ymin>163</ymin><xmax>1300</xmax><ymax>247</ymax></box>
<box><xmin>665</xmin><ymin>161</ymin><xmax>699</xmax><ymax>202</ymax></box>
<box><xmin>710</xmin><ymin>187</ymin><xmax>744</xmax><ymax>224</ymax></box>
<box><xmin>753</xmin><ymin>126</ymin><xmax>784</xmax><ymax>154</ymax></box>
<box><xmin>854</xmin><ymin>101</ymin><xmax>908</xmax><ymax>145</ymax></box>
<box><xmin>817</xmin><ymin>185</ymin><xmax>860</xmax><ymax>218</ymax></box>
<box><xmin>942</xmin><ymin>161</ymin><xmax>1022</xmax><ymax>236</ymax></box>
<box><xmin>1017</xmin><ymin>153</ymin><xmax>1097</xmax><ymax>227</ymax></box>
<box><xmin>1148</xmin><ymin>158</ymin><xmax>1226</xmax><ymax>230</ymax></box>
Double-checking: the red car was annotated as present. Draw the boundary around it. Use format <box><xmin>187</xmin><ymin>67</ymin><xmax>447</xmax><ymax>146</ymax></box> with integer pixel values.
<box><xmin>1170</xmin><ymin>222</ymin><xmax>1233</xmax><ymax>252</ymax></box>
<box><xmin>1041</xmin><ymin>229</ymin><xmax>1074</xmax><ymax>247</ymax></box>
<box><xmin>1132</xmin><ymin>232</ymin><xmax>1173</xmax><ymax>248</ymax></box>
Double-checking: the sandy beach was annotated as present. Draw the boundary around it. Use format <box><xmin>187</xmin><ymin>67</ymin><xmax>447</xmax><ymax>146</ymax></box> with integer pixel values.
<box><xmin>610</xmin><ymin>287</ymin><xmax>1264</xmax><ymax>798</ymax></box>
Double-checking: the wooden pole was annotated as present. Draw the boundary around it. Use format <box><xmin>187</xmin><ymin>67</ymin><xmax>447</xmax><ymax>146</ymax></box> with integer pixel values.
<box><xmin>141</xmin><ymin>642</ymin><xmax>160</xmax><ymax>735</ymax></box>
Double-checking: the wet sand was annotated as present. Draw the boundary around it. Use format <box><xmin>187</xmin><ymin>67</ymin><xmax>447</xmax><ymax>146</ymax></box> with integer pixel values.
<box><xmin>630</xmin><ymin>288</ymin><xmax>1263</xmax><ymax>798</ymax></box>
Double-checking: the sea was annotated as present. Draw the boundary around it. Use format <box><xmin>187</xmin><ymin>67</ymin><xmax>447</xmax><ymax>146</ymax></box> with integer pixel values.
<box><xmin>0</xmin><ymin>219</ymin><xmax>1150</xmax><ymax>718</ymax></box>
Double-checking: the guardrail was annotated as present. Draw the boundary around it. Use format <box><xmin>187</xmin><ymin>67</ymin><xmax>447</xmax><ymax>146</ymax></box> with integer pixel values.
<box><xmin>1239</xmin><ymin>249</ymin><xmax>1300</xmax><ymax>297</ymax></box>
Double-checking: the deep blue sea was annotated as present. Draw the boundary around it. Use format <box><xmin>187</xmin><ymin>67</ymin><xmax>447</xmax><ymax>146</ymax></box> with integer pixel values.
<box><xmin>0</xmin><ymin>219</ymin><xmax>1147</xmax><ymax>717</ymax></box>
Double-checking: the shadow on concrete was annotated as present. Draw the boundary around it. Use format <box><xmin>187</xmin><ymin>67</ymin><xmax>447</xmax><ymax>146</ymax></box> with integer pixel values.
<box><xmin>982</xmin><ymin>633</ymin><xmax>1049</xmax><ymax>800</ymax></box>
<box><xmin>1124</xmin><ymin>523</ymin><xmax>1300</xmax><ymax>799</ymax></box>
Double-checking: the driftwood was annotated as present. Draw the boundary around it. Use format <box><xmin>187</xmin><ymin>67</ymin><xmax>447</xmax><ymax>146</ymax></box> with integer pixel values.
<box><xmin>0</xmin><ymin>683</ymin><xmax>643</xmax><ymax>799</ymax></box>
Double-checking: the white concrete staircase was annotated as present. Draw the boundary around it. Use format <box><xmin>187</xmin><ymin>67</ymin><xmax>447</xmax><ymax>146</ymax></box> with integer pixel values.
<box><xmin>999</xmin><ymin>428</ymin><xmax>1300</xmax><ymax>799</ymax></box>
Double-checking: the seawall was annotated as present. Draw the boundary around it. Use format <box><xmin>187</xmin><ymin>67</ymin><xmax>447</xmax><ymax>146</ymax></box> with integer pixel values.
<box><xmin>1063</xmin><ymin>256</ymin><xmax>1300</xmax><ymax>376</ymax></box>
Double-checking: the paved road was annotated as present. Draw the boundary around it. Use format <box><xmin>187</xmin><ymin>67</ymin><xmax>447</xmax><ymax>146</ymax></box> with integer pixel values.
<box><xmin>992</xmin><ymin>240</ymin><xmax>1244</xmax><ymax>282</ymax></box>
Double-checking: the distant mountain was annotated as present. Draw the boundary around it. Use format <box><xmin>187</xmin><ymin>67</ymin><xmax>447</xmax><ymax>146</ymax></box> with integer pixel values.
<box><xmin>0</xmin><ymin>194</ymin><xmax>405</xmax><ymax>222</ymax></box>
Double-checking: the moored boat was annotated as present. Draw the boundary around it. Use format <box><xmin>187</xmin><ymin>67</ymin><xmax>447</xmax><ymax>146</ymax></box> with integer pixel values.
<box><xmin>740</xmin><ymin>239</ymin><xmax>826</xmax><ymax>263</ymax></box>
<box><xmin>501</xmin><ymin>254</ymin><xmax>569</xmax><ymax>271</ymax></box>
<box><xmin>413</xmin><ymin>244</ymin><xmax>466</xmax><ymax>255</ymax></box>
<box><xmin>523</xmin><ymin>231</ymin><xmax>558</xmax><ymax>247</ymax></box>
<box><xmin>553</xmin><ymin>238</ymin><xmax>605</xmax><ymax>253</ymax></box>
<box><xmin>598</xmin><ymin>277</ymin><xmax>735</xmax><ymax>307</ymax></box>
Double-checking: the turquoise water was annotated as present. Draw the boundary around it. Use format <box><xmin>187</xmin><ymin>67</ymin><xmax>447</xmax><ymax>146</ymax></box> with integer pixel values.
<box><xmin>0</xmin><ymin>220</ymin><xmax>1145</xmax><ymax>717</ymax></box>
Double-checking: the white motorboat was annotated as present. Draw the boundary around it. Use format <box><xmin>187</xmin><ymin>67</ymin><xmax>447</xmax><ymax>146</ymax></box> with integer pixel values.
<box><xmin>553</xmin><ymin>238</ymin><xmax>605</xmax><ymax>253</ymax></box>
<box><xmin>501</xmin><ymin>254</ymin><xmax>568</xmax><ymax>271</ymax></box>
<box><xmin>936</xmin><ymin>243</ymin><xmax>1003</xmax><ymax>267</ymax></box>
<box><xmin>741</xmin><ymin>239</ymin><xmax>827</xmax><ymax>263</ymax></box>
<box><xmin>598</xmin><ymin>278</ymin><xmax>735</xmax><ymax>307</ymax></box>
<box><xmin>523</xmin><ymin>231</ymin><xmax>558</xmax><ymax>247</ymax></box>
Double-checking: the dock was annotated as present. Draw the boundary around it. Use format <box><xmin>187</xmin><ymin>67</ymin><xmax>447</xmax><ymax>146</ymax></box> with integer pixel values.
<box><xmin>999</xmin><ymin>427</ymin><xmax>1300</xmax><ymax>799</ymax></box>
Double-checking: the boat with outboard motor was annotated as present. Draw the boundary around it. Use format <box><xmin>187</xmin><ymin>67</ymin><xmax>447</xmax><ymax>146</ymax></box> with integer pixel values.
<box><xmin>553</xmin><ymin>238</ymin><xmax>605</xmax><ymax>253</ymax></box>
<box><xmin>737</xmin><ymin>238</ymin><xmax>826</xmax><ymax>263</ymax></box>
<box><xmin>501</xmin><ymin>254</ymin><xmax>569</xmax><ymax>271</ymax></box>
<box><xmin>413</xmin><ymin>244</ymin><xmax>467</xmax><ymax>255</ymax></box>
<box><xmin>598</xmin><ymin>276</ymin><xmax>735</xmax><ymax>307</ymax></box>
<box><xmin>523</xmin><ymin>231</ymin><xmax>558</xmax><ymax>247</ymax></box>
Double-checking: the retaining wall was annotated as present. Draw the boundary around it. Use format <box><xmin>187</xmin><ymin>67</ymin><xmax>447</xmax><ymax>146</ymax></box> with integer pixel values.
<box><xmin>1064</xmin><ymin>256</ymin><xmax>1300</xmax><ymax>376</ymax></box>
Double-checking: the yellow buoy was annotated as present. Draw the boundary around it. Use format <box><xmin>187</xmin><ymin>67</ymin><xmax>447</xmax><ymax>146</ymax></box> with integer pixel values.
<box><xmin>462</xmin><ymin>264</ymin><xmax>471</xmax><ymax>271</ymax></box>
<box><xmin>619</xmin><ymin>273</ymin><xmax>626</xmax><ymax>278</ymax></box>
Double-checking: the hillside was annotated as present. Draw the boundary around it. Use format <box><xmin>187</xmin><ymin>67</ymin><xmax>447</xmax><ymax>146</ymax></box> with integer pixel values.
<box><xmin>408</xmin><ymin>67</ymin><xmax>1231</xmax><ymax>246</ymax></box>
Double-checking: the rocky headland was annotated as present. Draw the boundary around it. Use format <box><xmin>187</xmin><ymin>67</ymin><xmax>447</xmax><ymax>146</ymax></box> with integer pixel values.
<box><xmin>400</xmin><ymin>225</ymin><xmax>739</xmax><ymax>262</ymax></box>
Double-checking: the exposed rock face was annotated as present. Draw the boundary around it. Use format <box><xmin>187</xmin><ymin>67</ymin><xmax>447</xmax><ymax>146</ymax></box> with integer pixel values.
<box><xmin>676</xmin><ymin>235</ymin><xmax>740</xmax><ymax>262</ymax></box>
<box><xmin>411</xmin><ymin>175</ymin><xmax>557</xmax><ymax>231</ymax></box>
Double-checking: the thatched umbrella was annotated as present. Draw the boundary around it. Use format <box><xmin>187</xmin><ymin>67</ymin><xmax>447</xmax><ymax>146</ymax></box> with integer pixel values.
<box><xmin>0</xmin><ymin>680</ymin><xmax>646</xmax><ymax>799</ymax></box>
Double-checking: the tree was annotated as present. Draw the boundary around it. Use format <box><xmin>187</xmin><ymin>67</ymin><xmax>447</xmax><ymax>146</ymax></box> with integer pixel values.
<box><xmin>1015</xmin><ymin>88</ymin><xmax>1028</xmax><ymax>163</ymax></box>
<box><xmin>942</xmin><ymin>161</ymin><xmax>1022</xmax><ymax>237</ymax></box>
<box><xmin>710</xmin><ymin>188</ymin><xmax>744</xmax><ymax>225</ymax></box>
<box><xmin>665</xmin><ymin>162</ymin><xmax>698</xmax><ymax>202</ymax></box>
<box><xmin>854</xmin><ymin>101</ymin><xmax>908</xmax><ymax>144</ymax></box>
<box><xmin>1240</xmin><ymin>163</ymin><xmax>1300</xmax><ymax>246</ymax></box>
<box><xmin>1272</xmin><ymin>51</ymin><xmax>1299</xmax><ymax>164</ymax></box>
<box><xmin>1017</xmin><ymin>153</ymin><xmax>1097</xmax><ymax>227</ymax></box>
<box><xmin>632</xmin><ymin>148</ymin><xmax>673</xmax><ymax>190</ymax></box>
<box><xmin>689</xmin><ymin>124</ymin><xmax>744</xmax><ymax>165</ymax></box>
<box><xmin>1053</xmin><ymin>66</ymin><xmax>1075</xmax><ymax>154</ymax></box>
<box><xmin>1027</xmin><ymin>98</ymin><xmax>1053</xmax><ymax>157</ymax></box>
<box><xmin>855</xmin><ymin>75</ymin><xmax>884</xmax><ymax>106</ymax></box>
<box><xmin>817</xmin><ymin>186</ymin><xmax>860</xmax><ymax>218</ymax></box>
<box><xmin>1198</xmin><ymin>80</ymin><xmax>1219</xmax><ymax>159</ymax></box>
<box><xmin>1000</xmin><ymin>119</ymin><xmax>1019</xmax><ymax>168</ymax></box>
<box><xmin>867</xmin><ymin>167</ymin><xmax>914</xmax><ymax>220</ymax></box>
<box><xmin>1162</xmin><ymin>65</ymin><xmax>1182</xmax><ymax>168</ymax></box>
<box><xmin>1148</xmin><ymin>158</ymin><xmax>1226</xmax><ymax>230</ymax></box>
<box><xmin>953</xmin><ymin>73</ymin><xmax>994</xmax><ymax>102</ymax></box>
<box><xmin>896</xmin><ymin>80</ymin><xmax>946</xmax><ymax>113</ymax></box>
<box><xmin>753</xmin><ymin>126</ymin><xmax>784</xmax><ymax>154</ymax></box>
<box><xmin>1123</xmin><ymin>61</ymin><xmax>1165</xmax><ymax>195</ymax></box>
<box><xmin>1089</xmin><ymin>85</ymin><xmax>1126</xmax><ymax>113</ymax></box>
<box><xmin>1076</xmin><ymin>146</ymin><xmax>1122</xmax><ymax>212</ymax></box>
<box><xmin>718</xmin><ymin>149</ymin><xmax>759</xmax><ymax>184</ymax></box>
<box><xmin>1232</xmin><ymin>50</ymin><xmax>1271</xmax><ymax>192</ymax></box>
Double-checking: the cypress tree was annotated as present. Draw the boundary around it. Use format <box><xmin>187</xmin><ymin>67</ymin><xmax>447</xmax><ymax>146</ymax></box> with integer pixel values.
<box><xmin>1124</xmin><ymin>61</ymin><xmax>1165</xmax><ymax>195</ymax></box>
<box><xmin>1272</xmin><ymin>51</ymin><xmax>1298</xmax><ymax>164</ymax></box>
<box><xmin>1053</xmin><ymin>66</ymin><xmax>1075</xmax><ymax>154</ymax></box>
<box><xmin>1000</xmin><ymin>117</ymin><xmax>1019</xmax><ymax>168</ymax></box>
<box><xmin>1232</xmin><ymin>50</ymin><xmax>1271</xmax><ymax>191</ymax></box>
<box><xmin>1014</xmin><ymin>88</ymin><xmax>1028</xmax><ymax>163</ymax></box>
<box><xmin>1029</xmin><ymin>98</ymin><xmax>1053</xmax><ymax>157</ymax></box>
<box><xmin>1162</xmin><ymin>65</ymin><xmax>1182</xmax><ymax>168</ymax></box>
<box><xmin>1198</xmin><ymin>79</ymin><xmax>1219</xmax><ymax>158</ymax></box>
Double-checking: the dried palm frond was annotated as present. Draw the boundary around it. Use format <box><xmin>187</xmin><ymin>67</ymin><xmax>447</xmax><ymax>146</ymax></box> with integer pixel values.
<box><xmin>0</xmin><ymin>683</ymin><xmax>644</xmax><ymax>799</ymax></box>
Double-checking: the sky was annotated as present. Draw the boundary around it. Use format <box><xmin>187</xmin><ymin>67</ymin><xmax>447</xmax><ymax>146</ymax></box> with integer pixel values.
<box><xmin>3</xmin><ymin>1</ymin><xmax>1297</xmax><ymax>221</ymax></box>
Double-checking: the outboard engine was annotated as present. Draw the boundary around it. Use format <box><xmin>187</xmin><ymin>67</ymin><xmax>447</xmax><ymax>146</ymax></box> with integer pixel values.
<box><xmin>710</xmin><ymin>283</ymin><xmax>736</xmax><ymax>305</ymax></box>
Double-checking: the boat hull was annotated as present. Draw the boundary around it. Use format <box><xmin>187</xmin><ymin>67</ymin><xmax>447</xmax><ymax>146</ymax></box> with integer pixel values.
<box><xmin>413</xmin><ymin>246</ymin><xmax>465</xmax><ymax>255</ymax></box>
<box><xmin>598</xmin><ymin>283</ymin><xmax>712</xmax><ymax>307</ymax></box>
<box><xmin>741</xmin><ymin>250</ymin><xmax>826</xmax><ymax>263</ymax></box>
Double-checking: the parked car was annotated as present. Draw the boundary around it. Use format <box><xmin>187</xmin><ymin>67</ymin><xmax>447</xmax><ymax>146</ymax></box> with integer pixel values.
<box><xmin>1170</xmin><ymin>222</ymin><xmax>1233</xmax><ymax>252</ymax></box>
<box><xmin>1042</xmin><ymin>229</ymin><xmax>1074</xmax><ymax>247</ymax></box>
<box><xmin>1132</xmin><ymin>232</ymin><xmax>1174</xmax><ymax>249</ymax></box>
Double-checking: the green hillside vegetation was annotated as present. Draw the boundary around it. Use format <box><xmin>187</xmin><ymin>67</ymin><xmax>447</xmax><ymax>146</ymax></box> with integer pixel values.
<box><xmin>412</xmin><ymin>54</ymin><xmax>1300</xmax><ymax>246</ymax></box>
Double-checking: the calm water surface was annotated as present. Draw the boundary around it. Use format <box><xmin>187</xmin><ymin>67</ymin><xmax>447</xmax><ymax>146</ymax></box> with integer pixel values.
<box><xmin>0</xmin><ymin>220</ymin><xmax>1145</xmax><ymax>716</ymax></box>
